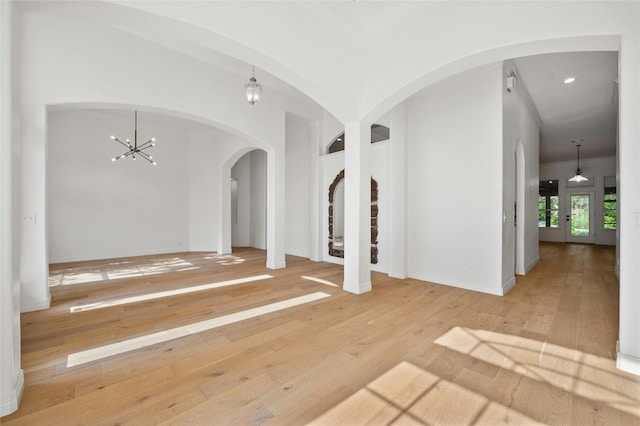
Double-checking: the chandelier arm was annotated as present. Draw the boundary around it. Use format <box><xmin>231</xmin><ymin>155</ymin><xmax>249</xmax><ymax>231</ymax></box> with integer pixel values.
<box><xmin>137</xmin><ymin>140</ymin><xmax>154</xmax><ymax>150</ymax></box>
<box><xmin>113</xmin><ymin>137</ymin><xmax>131</xmax><ymax>149</ymax></box>
<box><xmin>137</xmin><ymin>151</ymin><xmax>155</xmax><ymax>164</ymax></box>
<box><xmin>113</xmin><ymin>150</ymin><xmax>133</xmax><ymax>160</ymax></box>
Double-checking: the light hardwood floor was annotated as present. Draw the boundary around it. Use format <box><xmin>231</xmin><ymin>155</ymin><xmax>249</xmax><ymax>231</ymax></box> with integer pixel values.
<box><xmin>2</xmin><ymin>243</ymin><xmax>639</xmax><ymax>425</ymax></box>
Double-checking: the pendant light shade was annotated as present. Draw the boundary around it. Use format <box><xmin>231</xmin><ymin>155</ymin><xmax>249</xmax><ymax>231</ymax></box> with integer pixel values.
<box><xmin>568</xmin><ymin>144</ymin><xmax>587</xmax><ymax>182</ymax></box>
<box><xmin>245</xmin><ymin>65</ymin><xmax>262</xmax><ymax>105</ymax></box>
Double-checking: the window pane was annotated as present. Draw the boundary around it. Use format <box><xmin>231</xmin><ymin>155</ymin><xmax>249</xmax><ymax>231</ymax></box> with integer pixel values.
<box><xmin>539</xmin><ymin>181</ymin><xmax>559</xmax><ymax>229</ymax></box>
<box><xmin>603</xmin><ymin>193</ymin><xmax>616</xmax><ymax>229</ymax></box>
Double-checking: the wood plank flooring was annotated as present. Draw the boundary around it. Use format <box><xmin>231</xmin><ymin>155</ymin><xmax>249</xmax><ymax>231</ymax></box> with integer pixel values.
<box><xmin>2</xmin><ymin>243</ymin><xmax>639</xmax><ymax>425</ymax></box>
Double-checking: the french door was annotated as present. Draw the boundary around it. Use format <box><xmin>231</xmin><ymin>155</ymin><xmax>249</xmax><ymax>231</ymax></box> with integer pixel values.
<box><xmin>566</xmin><ymin>192</ymin><xmax>594</xmax><ymax>243</ymax></box>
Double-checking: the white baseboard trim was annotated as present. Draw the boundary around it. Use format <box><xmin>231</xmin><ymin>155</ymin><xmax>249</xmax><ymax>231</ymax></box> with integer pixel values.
<box><xmin>617</xmin><ymin>341</ymin><xmax>640</xmax><ymax>376</ymax></box>
<box><xmin>266</xmin><ymin>260</ymin><xmax>286</xmax><ymax>270</ymax></box>
<box><xmin>21</xmin><ymin>292</ymin><xmax>51</xmax><ymax>313</ymax></box>
<box><xmin>524</xmin><ymin>256</ymin><xmax>540</xmax><ymax>274</ymax></box>
<box><xmin>49</xmin><ymin>248</ymin><xmax>189</xmax><ymax>264</ymax></box>
<box><xmin>502</xmin><ymin>276</ymin><xmax>517</xmax><ymax>295</ymax></box>
<box><xmin>343</xmin><ymin>281</ymin><xmax>372</xmax><ymax>294</ymax></box>
<box><xmin>0</xmin><ymin>369</ymin><xmax>24</xmax><ymax>417</ymax></box>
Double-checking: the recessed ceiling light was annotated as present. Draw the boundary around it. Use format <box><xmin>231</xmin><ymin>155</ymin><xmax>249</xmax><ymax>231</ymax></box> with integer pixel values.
<box><xmin>563</xmin><ymin>77</ymin><xmax>576</xmax><ymax>84</ymax></box>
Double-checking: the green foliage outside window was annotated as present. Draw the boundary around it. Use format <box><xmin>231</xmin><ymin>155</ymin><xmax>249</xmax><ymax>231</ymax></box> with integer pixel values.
<box><xmin>570</xmin><ymin>194</ymin><xmax>589</xmax><ymax>237</ymax></box>
<box><xmin>604</xmin><ymin>193</ymin><xmax>616</xmax><ymax>230</ymax></box>
<box><xmin>538</xmin><ymin>195</ymin><xmax>559</xmax><ymax>228</ymax></box>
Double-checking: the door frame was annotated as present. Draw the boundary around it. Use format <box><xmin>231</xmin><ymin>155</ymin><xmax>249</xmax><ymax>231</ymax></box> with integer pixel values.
<box><xmin>565</xmin><ymin>190</ymin><xmax>595</xmax><ymax>244</ymax></box>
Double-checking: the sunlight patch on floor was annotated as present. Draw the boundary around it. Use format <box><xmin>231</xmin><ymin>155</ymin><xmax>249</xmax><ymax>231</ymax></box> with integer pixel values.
<box><xmin>70</xmin><ymin>274</ymin><xmax>273</xmax><ymax>313</ymax></box>
<box><xmin>66</xmin><ymin>291</ymin><xmax>331</xmax><ymax>368</ymax></box>
<box><xmin>434</xmin><ymin>326</ymin><xmax>640</xmax><ymax>416</ymax></box>
<box><xmin>301</xmin><ymin>276</ymin><xmax>339</xmax><ymax>287</ymax></box>
<box><xmin>49</xmin><ymin>257</ymin><xmax>197</xmax><ymax>286</ymax></box>
<box><xmin>310</xmin><ymin>361</ymin><xmax>542</xmax><ymax>425</ymax></box>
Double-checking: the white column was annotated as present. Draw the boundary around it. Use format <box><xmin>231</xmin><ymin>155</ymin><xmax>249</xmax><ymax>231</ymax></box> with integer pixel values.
<box><xmin>217</xmin><ymin>167</ymin><xmax>232</xmax><ymax>255</ymax></box>
<box><xmin>389</xmin><ymin>102</ymin><xmax>408</xmax><ymax>279</ymax></box>
<box><xmin>1</xmin><ymin>0</ymin><xmax>25</xmax><ymax>416</ymax></box>
<box><xmin>266</xmin><ymin>146</ymin><xmax>286</xmax><ymax>269</ymax></box>
<box><xmin>309</xmin><ymin>120</ymin><xmax>321</xmax><ymax>262</ymax></box>
<box><xmin>617</xmin><ymin>32</ymin><xmax>640</xmax><ymax>375</ymax></box>
<box><xmin>343</xmin><ymin>121</ymin><xmax>372</xmax><ymax>293</ymax></box>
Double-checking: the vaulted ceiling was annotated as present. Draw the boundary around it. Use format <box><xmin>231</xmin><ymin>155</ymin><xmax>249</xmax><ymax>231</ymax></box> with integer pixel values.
<box><xmin>20</xmin><ymin>1</ymin><xmax>623</xmax><ymax>164</ymax></box>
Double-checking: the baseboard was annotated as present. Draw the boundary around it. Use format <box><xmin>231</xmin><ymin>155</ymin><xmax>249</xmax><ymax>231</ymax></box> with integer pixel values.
<box><xmin>343</xmin><ymin>280</ymin><xmax>372</xmax><ymax>294</ymax></box>
<box><xmin>524</xmin><ymin>256</ymin><xmax>540</xmax><ymax>274</ymax></box>
<box><xmin>49</xmin><ymin>248</ymin><xmax>188</xmax><ymax>264</ymax></box>
<box><xmin>21</xmin><ymin>292</ymin><xmax>51</xmax><ymax>313</ymax></box>
<box><xmin>617</xmin><ymin>341</ymin><xmax>640</xmax><ymax>376</ymax></box>
<box><xmin>502</xmin><ymin>276</ymin><xmax>517</xmax><ymax>295</ymax></box>
<box><xmin>0</xmin><ymin>369</ymin><xmax>24</xmax><ymax>417</ymax></box>
<box><xmin>266</xmin><ymin>260</ymin><xmax>286</xmax><ymax>270</ymax></box>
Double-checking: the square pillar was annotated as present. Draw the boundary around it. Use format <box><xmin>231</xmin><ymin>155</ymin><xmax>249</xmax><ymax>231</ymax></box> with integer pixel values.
<box><xmin>343</xmin><ymin>121</ymin><xmax>372</xmax><ymax>293</ymax></box>
<box><xmin>217</xmin><ymin>167</ymin><xmax>232</xmax><ymax>255</ymax></box>
<box><xmin>266</xmin><ymin>147</ymin><xmax>286</xmax><ymax>269</ymax></box>
<box><xmin>389</xmin><ymin>102</ymin><xmax>408</xmax><ymax>279</ymax></box>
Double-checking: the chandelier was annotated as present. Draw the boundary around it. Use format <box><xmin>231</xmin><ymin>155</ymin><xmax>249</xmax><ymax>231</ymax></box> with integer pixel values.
<box><xmin>245</xmin><ymin>65</ymin><xmax>262</xmax><ymax>105</ymax></box>
<box><xmin>110</xmin><ymin>110</ymin><xmax>157</xmax><ymax>165</ymax></box>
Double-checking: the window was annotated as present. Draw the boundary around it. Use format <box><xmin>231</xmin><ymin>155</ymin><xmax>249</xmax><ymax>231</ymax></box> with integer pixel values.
<box><xmin>539</xmin><ymin>180</ymin><xmax>559</xmax><ymax>228</ymax></box>
<box><xmin>604</xmin><ymin>175</ymin><xmax>616</xmax><ymax>230</ymax></box>
<box><xmin>326</xmin><ymin>124</ymin><xmax>390</xmax><ymax>154</ymax></box>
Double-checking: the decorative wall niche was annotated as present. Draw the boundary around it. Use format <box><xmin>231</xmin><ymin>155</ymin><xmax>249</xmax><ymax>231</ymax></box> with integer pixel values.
<box><xmin>328</xmin><ymin>169</ymin><xmax>378</xmax><ymax>263</ymax></box>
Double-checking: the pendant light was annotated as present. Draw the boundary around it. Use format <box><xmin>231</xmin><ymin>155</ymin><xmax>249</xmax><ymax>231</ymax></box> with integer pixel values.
<box><xmin>110</xmin><ymin>110</ymin><xmax>157</xmax><ymax>165</ymax></box>
<box><xmin>568</xmin><ymin>143</ymin><xmax>587</xmax><ymax>182</ymax></box>
<box><xmin>245</xmin><ymin>65</ymin><xmax>262</xmax><ymax>105</ymax></box>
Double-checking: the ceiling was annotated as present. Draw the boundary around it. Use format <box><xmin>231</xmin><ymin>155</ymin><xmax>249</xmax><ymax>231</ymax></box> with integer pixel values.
<box><xmin>86</xmin><ymin>50</ymin><xmax>620</xmax><ymax>166</ymax></box>
<box><xmin>29</xmin><ymin>2</ymin><xmax>619</xmax><ymax>165</ymax></box>
<box><xmin>512</xmin><ymin>51</ymin><xmax>618</xmax><ymax>163</ymax></box>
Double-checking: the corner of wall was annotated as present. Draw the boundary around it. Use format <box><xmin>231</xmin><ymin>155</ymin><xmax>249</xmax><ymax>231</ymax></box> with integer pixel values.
<box><xmin>617</xmin><ymin>341</ymin><xmax>640</xmax><ymax>376</ymax></box>
<box><xmin>502</xmin><ymin>276</ymin><xmax>517</xmax><ymax>295</ymax></box>
<box><xmin>524</xmin><ymin>256</ymin><xmax>540</xmax><ymax>274</ymax></box>
<box><xmin>0</xmin><ymin>369</ymin><xmax>24</xmax><ymax>417</ymax></box>
<box><xmin>20</xmin><ymin>291</ymin><xmax>51</xmax><ymax>313</ymax></box>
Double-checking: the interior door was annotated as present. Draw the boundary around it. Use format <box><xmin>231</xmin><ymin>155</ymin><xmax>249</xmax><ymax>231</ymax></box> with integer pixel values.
<box><xmin>566</xmin><ymin>192</ymin><xmax>595</xmax><ymax>243</ymax></box>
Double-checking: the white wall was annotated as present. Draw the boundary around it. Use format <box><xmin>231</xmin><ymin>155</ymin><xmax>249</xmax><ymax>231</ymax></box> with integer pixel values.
<box><xmin>407</xmin><ymin>63</ymin><xmax>504</xmax><ymax>295</ymax></box>
<box><xmin>540</xmin><ymin>156</ymin><xmax>617</xmax><ymax>247</ymax></box>
<box><xmin>231</xmin><ymin>152</ymin><xmax>251</xmax><ymax>247</ymax></box>
<box><xmin>47</xmin><ymin>109</ymin><xmax>223</xmax><ymax>262</ymax></box>
<box><xmin>0</xmin><ymin>0</ymin><xmax>23</xmax><ymax>416</ymax></box>
<box><xmin>285</xmin><ymin>120</ymin><xmax>311</xmax><ymax>258</ymax></box>
<box><xmin>189</xmin><ymin>130</ymin><xmax>219</xmax><ymax>252</ymax></box>
<box><xmin>231</xmin><ymin>150</ymin><xmax>267</xmax><ymax>249</ymax></box>
<box><xmin>502</xmin><ymin>61</ymin><xmax>541</xmax><ymax>285</ymax></box>
<box><xmin>250</xmin><ymin>150</ymin><xmax>267</xmax><ymax>249</ymax></box>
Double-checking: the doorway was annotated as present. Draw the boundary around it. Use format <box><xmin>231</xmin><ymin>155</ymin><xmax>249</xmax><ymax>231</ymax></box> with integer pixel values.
<box><xmin>566</xmin><ymin>191</ymin><xmax>594</xmax><ymax>243</ymax></box>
